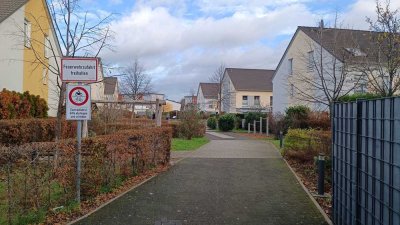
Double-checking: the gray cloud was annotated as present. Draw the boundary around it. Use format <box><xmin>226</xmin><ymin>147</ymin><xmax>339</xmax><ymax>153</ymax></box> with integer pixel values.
<box><xmin>99</xmin><ymin>0</ymin><xmax>395</xmax><ymax>101</ymax></box>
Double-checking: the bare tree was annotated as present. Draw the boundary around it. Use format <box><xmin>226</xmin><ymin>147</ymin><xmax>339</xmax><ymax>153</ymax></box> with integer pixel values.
<box><xmin>120</xmin><ymin>59</ymin><xmax>152</xmax><ymax>117</ymax></box>
<box><xmin>360</xmin><ymin>0</ymin><xmax>400</xmax><ymax>96</ymax></box>
<box><xmin>11</xmin><ymin>0</ymin><xmax>114</xmax><ymax>140</ymax></box>
<box><xmin>290</xmin><ymin>21</ymin><xmax>360</xmax><ymax>114</ymax></box>
<box><xmin>121</xmin><ymin>59</ymin><xmax>152</xmax><ymax>100</ymax></box>
<box><xmin>209</xmin><ymin>63</ymin><xmax>228</xmax><ymax>114</ymax></box>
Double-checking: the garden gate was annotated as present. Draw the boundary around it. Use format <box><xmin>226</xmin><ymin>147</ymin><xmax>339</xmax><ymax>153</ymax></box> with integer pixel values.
<box><xmin>332</xmin><ymin>97</ymin><xmax>400</xmax><ymax>225</ymax></box>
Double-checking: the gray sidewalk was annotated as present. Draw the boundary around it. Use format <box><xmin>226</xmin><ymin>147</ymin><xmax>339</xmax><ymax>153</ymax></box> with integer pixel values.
<box><xmin>75</xmin><ymin>133</ymin><xmax>328</xmax><ymax>225</ymax></box>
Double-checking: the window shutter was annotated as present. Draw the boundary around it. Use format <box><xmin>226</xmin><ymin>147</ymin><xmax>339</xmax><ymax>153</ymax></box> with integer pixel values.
<box><xmin>249</xmin><ymin>96</ymin><xmax>254</xmax><ymax>106</ymax></box>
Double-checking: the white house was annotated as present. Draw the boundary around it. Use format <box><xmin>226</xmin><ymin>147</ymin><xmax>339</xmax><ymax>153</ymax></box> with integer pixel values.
<box><xmin>90</xmin><ymin>58</ymin><xmax>106</xmax><ymax>101</ymax></box>
<box><xmin>272</xmin><ymin>26</ymin><xmax>384</xmax><ymax>114</ymax></box>
<box><xmin>197</xmin><ymin>83</ymin><xmax>219</xmax><ymax>113</ymax></box>
<box><xmin>221</xmin><ymin>68</ymin><xmax>274</xmax><ymax>114</ymax></box>
<box><xmin>103</xmin><ymin>77</ymin><xmax>119</xmax><ymax>101</ymax></box>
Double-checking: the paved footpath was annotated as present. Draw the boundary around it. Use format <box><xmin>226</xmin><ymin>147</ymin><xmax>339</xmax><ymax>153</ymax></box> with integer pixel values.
<box><xmin>75</xmin><ymin>132</ymin><xmax>328</xmax><ymax>225</ymax></box>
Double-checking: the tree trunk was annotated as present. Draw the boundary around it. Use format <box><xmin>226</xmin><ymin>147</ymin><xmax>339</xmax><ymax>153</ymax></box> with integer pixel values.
<box><xmin>54</xmin><ymin>83</ymin><xmax>66</xmax><ymax>166</ymax></box>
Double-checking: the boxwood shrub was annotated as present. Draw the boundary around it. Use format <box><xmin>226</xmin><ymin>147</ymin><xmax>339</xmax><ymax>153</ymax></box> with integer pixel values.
<box><xmin>218</xmin><ymin>114</ymin><xmax>235</xmax><ymax>131</ymax></box>
<box><xmin>207</xmin><ymin>117</ymin><xmax>217</xmax><ymax>129</ymax></box>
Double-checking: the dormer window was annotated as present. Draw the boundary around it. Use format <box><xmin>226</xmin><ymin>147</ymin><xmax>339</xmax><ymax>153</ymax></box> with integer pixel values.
<box><xmin>345</xmin><ymin>48</ymin><xmax>367</xmax><ymax>57</ymax></box>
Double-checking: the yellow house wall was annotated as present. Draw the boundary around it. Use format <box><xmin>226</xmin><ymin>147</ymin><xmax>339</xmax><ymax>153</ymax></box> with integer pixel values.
<box><xmin>235</xmin><ymin>91</ymin><xmax>273</xmax><ymax>108</ymax></box>
<box><xmin>23</xmin><ymin>0</ymin><xmax>50</xmax><ymax>100</ymax></box>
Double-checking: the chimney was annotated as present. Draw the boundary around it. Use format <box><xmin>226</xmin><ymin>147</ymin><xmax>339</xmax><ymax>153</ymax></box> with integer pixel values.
<box><xmin>319</xmin><ymin>19</ymin><xmax>324</xmax><ymax>29</ymax></box>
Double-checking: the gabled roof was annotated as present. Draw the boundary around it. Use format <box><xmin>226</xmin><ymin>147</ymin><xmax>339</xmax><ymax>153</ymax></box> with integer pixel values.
<box><xmin>225</xmin><ymin>68</ymin><xmax>274</xmax><ymax>92</ymax></box>
<box><xmin>0</xmin><ymin>0</ymin><xmax>27</xmax><ymax>23</ymax></box>
<box><xmin>299</xmin><ymin>26</ymin><xmax>380</xmax><ymax>63</ymax></box>
<box><xmin>103</xmin><ymin>77</ymin><xmax>118</xmax><ymax>95</ymax></box>
<box><xmin>198</xmin><ymin>83</ymin><xmax>219</xmax><ymax>99</ymax></box>
<box><xmin>273</xmin><ymin>26</ymin><xmax>384</xmax><ymax>79</ymax></box>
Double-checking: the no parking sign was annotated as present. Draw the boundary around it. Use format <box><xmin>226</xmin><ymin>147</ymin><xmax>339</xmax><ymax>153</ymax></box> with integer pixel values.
<box><xmin>66</xmin><ymin>84</ymin><xmax>91</xmax><ymax>120</ymax></box>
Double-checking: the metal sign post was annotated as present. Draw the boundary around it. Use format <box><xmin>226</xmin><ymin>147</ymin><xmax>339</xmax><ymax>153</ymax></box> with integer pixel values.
<box><xmin>62</xmin><ymin>57</ymin><xmax>97</xmax><ymax>204</ymax></box>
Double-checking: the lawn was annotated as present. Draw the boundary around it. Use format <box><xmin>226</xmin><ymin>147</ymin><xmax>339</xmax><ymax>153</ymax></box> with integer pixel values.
<box><xmin>171</xmin><ymin>137</ymin><xmax>209</xmax><ymax>151</ymax></box>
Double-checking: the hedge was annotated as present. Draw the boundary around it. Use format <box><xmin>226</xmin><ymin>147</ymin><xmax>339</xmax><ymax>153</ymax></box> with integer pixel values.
<box><xmin>218</xmin><ymin>114</ymin><xmax>235</xmax><ymax>131</ymax></box>
<box><xmin>0</xmin><ymin>89</ymin><xmax>48</xmax><ymax>119</ymax></box>
<box><xmin>0</xmin><ymin>119</ymin><xmax>76</xmax><ymax>145</ymax></box>
<box><xmin>0</xmin><ymin>126</ymin><xmax>171</xmax><ymax>224</ymax></box>
<box><xmin>167</xmin><ymin>121</ymin><xmax>205</xmax><ymax>138</ymax></box>
<box><xmin>283</xmin><ymin>129</ymin><xmax>331</xmax><ymax>162</ymax></box>
<box><xmin>0</xmin><ymin>118</ymin><xmax>165</xmax><ymax>146</ymax></box>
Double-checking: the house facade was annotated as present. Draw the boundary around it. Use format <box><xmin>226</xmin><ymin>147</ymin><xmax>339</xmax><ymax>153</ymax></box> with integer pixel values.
<box><xmin>272</xmin><ymin>26</ymin><xmax>384</xmax><ymax>114</ymax></box>
<box><xmin>197</xmin><ymin>83</ymin><xmax>219</xmax><ymax>113</ymax></box>
<box><xmin>0</xmin><ymin>0</ymin><xmax>62</xmax><ymax>116</ymax></box>
<box><xmin>90</xmin><ymin>58</ymin><xmax>106</xmax><ymax>101</ymax></box>
<box><xmin>181</xmin><ymin>95</ymin><xmax>197</xmax><ymax>110</ymax></box>
<box><xmin>221</xmin><ymin>68</ymin><xmax>274</xmax><ymax>114</ymax></box>
<box><xmin>163</xmin><ymin>99</ymin><xmax>181</xmax><ymax>112</ymax></box>
<box><xmin>103</xmin><ymin>77</ymin><xmax>119</xmax><ymax>101</ymax></box>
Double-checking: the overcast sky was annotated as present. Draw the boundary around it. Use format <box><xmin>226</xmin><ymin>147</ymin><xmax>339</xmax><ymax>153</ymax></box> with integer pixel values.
<box><xmin>81</xmin><ymin>0</ymin><xmax>399</xmax><ymax>101</ymax></box>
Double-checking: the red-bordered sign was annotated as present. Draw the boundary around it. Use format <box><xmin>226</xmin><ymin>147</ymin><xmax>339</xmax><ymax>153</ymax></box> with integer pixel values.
<box><xmin>61</xmin><ymin>57</ymin><xmax>98</xmax><ymax>82</ymax></box>
<box><xmin>68</xmin><ymin>86</ymin><xmax>89</xmax><ymax>106</ymax></box>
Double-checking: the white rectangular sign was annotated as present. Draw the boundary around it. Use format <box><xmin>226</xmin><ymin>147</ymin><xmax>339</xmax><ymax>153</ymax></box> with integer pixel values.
<box><xmin>66</xmin><ymin>84</ymin><xmax>91</xmax><ymax>120</ymax></box>
<box><xmin>62</xmin><ymin>58</ymin><xmax>98</xmax><ymax>82</ymax></box>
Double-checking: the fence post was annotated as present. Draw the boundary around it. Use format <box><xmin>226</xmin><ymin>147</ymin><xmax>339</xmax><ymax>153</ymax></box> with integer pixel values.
<box><xmin>266</xmin><ymin>116</ymin><xmax>269</xmax><ymax>136</ymax></box>
<box><xmin>260</xmin><ymin>117</ymin><xmax>262</xmax><ymax>134</ymax></box>
<box><xmin>156</xmin><ymin>99</ymin><xmax>162</xmax><ymax>127</ymax></box>
<box><xmin>248</xmin><ymin>123</ymin><xmax>250</xmax><ymax>133</ymax></box>
<box><xmin>253</xmin><ymin>120</ymin><xmax>256</xmax><ymax>134</ymax></box>
<box><xmin>318</xmin><ymin>153</ymin><xmax>325</xmax><ymax>195</ymax></box>
<box><xmin>279</xmin><ymin>131</ymin><xmax>283</xmax><ymax>148</ymax></box>
<box><xmin>355</xmin><ymin>100</ymin><xmax>363</xmax><ymax>224</ymax></box>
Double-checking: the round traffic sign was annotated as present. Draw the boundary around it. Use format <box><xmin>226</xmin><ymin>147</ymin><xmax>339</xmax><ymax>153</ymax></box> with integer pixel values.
<box><xmin>69</xmin><ymin>87</ymin><xmax>89</xmax><ymax>106</ymax></box>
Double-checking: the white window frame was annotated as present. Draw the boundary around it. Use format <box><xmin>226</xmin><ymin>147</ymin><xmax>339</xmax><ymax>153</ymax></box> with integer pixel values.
<box><xmin>42</xmin><ymin>67</ymin><xmax>48</xmax><ymax>85</ymax></box>
<box><xmin>290</xmin><ymin>84</ymin><xmax>294</xmax><ymax>97</ymax></box>
<box><xmin>307</xmin><ymin>51</ymin><xmax>314</xmax><ymax>72</ymax></box>
<box><xmin>24</xmin><ymin>19</ymin><xmax>31</xmax><ymax>48</ymax></box>
<box><xmin>44</xmin><ymin>35</ymin><xmax>50</xmax><ymax>58</ymax></box>
<box><xmin>254</xmin><ymin>96</ymin><xmax>260</xmax><ymax>106</ymax></box>
<box><xmin>288</xmin><ymin>58</ymin><xmax>293</xmax><ymax>75</ymax></box>
<box><xmin>242</xmin><ymin>95</ymin><xmax>248</xmax><ymax>106</ymax></box>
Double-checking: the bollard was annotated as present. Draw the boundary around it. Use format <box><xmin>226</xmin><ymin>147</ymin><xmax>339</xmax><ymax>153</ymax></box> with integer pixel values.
<box><xmin>248</xmin><ymin>123</ymin><xmax>250</xmax><ymax>133</ymax></box>
<box><xmin>318</xmin><ymin>153</ymin><xmax>325</xmax><ymax>195</ymax></box>
<box><xmin>242</xmin><ymin>119</ymin><xmax>245</xmax><ymax>129</ymax></box>
<box><xmin>279</xmin><ymin>131</ymin><xmax>283</xmax><ymax>148</ymax></box>
<box><xmin>253</xmin><ymin>120</ymin><xmax>256</xmax><ymax>134</ymax></box>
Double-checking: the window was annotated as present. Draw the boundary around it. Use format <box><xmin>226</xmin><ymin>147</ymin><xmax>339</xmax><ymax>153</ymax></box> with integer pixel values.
<box><xmin>345</xmin><ymin>48</ymin><xmax>367</xmax><ymax>57</ymax></box>
<box><xmin>254</xmin><ymin>96</ymin><xmax>260</xmax><ymax>106</ymax></box>
<box><xmin>24</xmin><ymin>19</ymin><xmax>31</xmax><ymax>48</ymax></box>
<box><xmin>288</xmin><ymin>58</ymin><xmax>293</xmax><ymax>75</ymax></box>
<box><xmin>290</xmin><ymin>84</ymin><xmax>294</xmax><ymax>97</ymax></box>
<box><xmin>270</xmin><ymin>96</ymin><xmax>273</xmax><ymax>106</ymax></box>
<box><xmin>242</xmin><ymin>96</ymin><xmax>248</xmax><ymax>106</ymax></box>
<box><xmin>44</xmin><ymin>35</ymin><xmax>50</xmax><ymax>58</ymax></box>
<box><xmin>42</xmin><ymin>67</ymin><xmax>48</xmax><ymax>85</ymax></box>
<box><xmin>208</xmin><ymin>104</ymin><xmax>213</xmax><ymax>109</ymax></box>
<box><xmin>307</xmin><ymin>51</ymin><xmax>314</xmax><ymax>72</ymax></box>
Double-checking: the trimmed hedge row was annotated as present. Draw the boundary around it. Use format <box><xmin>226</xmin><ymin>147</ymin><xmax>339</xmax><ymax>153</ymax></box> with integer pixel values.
<box><xmin>0</xmin><ymin>119</ymin><xmax>76</xmax><ymax>145</ymax></box>
<box><xmin>0</xmin><ymin>118</ymin><xmax>164</xmax><ymax>146</ymax></box>
<box><xmin>0</xmin><ymin>127</ymin><xmax>171</xmax><ymax>223</ymax></box>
